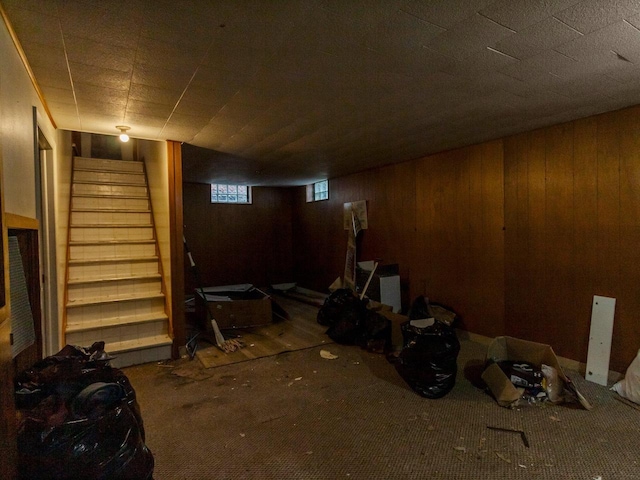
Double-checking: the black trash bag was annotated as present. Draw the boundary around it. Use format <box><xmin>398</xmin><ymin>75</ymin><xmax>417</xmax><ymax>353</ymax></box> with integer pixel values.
<box><xmin>408</xmin><ymin>295</ymin><xmax>458</xmax><ymax>327</ymax></box>
<box><xmin>15</xmin><ymin>342</ymin><xmax>154</xmax><ymax>480</ymax></box>
<box><xmin>317</xmin><ymin>288</ymin><xmax>361</xmax><ymax>326</ymax></box>
<box><xmin>316</xmin><ymin>289</ymin><xmax>367</xmax><ymax>344</ymax></box>
<box><xmin>356</xmin><ymin>309</ymin><xmax>391</xmax><ymax>353</ymax></box>
<box><xmin>394</xmin><ymin>319</ymin><xmax>461</xmax><ymax>399</ymax></box>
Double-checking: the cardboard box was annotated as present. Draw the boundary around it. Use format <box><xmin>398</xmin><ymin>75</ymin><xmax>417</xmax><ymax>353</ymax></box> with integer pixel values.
<box><xmin>374</xmin><ymin>307</ymin><xmax>407</xmax><ymax>351</ymax></box>
<box><xmin>481</xmin><ymin>336</ymin><xmax>591</xmax><ymax>409</ymax></box>
<box><xmin>194</xmin><ymin>285</ymin><xmax>273</xmax><ymax>329</ymax></box>
<box><xmin>356</xmin><ymin>262</ymin><xmax>401</xmax><ymax>313</ymax></box>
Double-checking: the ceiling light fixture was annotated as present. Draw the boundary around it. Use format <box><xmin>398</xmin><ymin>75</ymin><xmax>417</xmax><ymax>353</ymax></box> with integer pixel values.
<box><xmin>116</xmin><ymin>125</ymin><xmax>130</xmax><ymax>142</ymax></box>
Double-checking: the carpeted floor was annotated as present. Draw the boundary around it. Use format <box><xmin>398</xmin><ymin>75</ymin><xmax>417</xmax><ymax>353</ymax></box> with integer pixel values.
<box><xmin>124</xmin><ymin>298</ymin><xmax>640</xmax><ymax>480</ymax></box>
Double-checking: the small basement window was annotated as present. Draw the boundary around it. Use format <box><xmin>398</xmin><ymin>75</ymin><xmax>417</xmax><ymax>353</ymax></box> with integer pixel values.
<box><xmin>306</xmin><ymin>180</ymin><xmax>329</xmax><ymax>202</ymax></box>
<box><xmin>211</xmin><ymin>184</ymin><xmax>251</xmax><ymax>204</ymax></box>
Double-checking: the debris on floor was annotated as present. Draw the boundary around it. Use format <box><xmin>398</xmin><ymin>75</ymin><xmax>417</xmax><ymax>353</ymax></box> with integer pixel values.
<box><xmin>481</xmin><ymin>336</ymin><xmax>591</xmax><ymax>409</ymax></box>
<box><xmin>320</xmin><ymin>349</ymin><xmax>339</xmax><ymax>359</ymax></box>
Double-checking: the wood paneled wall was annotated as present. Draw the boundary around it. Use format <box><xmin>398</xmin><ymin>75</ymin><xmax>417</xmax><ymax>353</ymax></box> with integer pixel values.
<box><xmin>182</xmin><ymin>182</ymin><xmax>293</xmax><ymax>292</ymax></box>
<box><xmin>292</xmin><ymin>143</ymin><xmax>504</xmax><ymax>337</ymax></box>
<box><xmin>184</xmin><ymin>105</ymin><xmax>640</xmax><ymax>370</ymax></box>
<box><xmin>291</xmin><ymin>105</ymin><xmax>640</xmax><ymax>371</ymax></box>
<box><xmin>292</xmin><ymin>161</ymin><xmax>417</xmax><ymax>307</ymax></box>
<box><xmin>504</xmin><ymin>106</ymin><xmax>640</xmax><ymax>372</ymax></box>
<box><xmin>414</xmin><ymin>141</ymin><xmax>505</xmax><ymax>338</ymax></box>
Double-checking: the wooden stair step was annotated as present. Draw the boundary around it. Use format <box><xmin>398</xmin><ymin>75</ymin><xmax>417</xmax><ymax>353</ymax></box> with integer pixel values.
<box><xmin>68</xmin><ymin>255</ymin><xmax>159</xmax><ymax>265</ymax></box>
<box><xmin>66</xmin><ymin>291</ymin><xmax>165</xmax><ymax>308</ymax></box>
<box><xmin>105</xmin><ymin>334</ymin><xmax>173</xmax><ymax>354</ymax></box>
<box><xmin>70</xmin><ymin>223</ymin><xmax>153</xmax><ymax>228</ymax></box>
<box><xmin>67</xmin><ymin>273</ymin><xmax>161</xmax><ymax>285</ymax></box>
<box><xmin>69</xmin><ymin>239</ymin><xmax>155</xmax><ymax>245</ymax></box>
<box><xmin>66</xmin><ymin>312</ymin><xmax>169</xmax><ymax>333</ymax></box>
<box><xmin>72</xmin><ymin>207</ymin><xmax>151</xmax><ymax>213</ymax></box>
<box><xmin>73</xmin><ymin>193</ymin><xmax>148</xmax><ymax>199</ymax></box>
<box><xmin>73</xmin><ymin>180</ymin><xmax>146</xmax><ymax>187</ymax></box>
<box><xmin>75</xmin><ymin>166</ymin><xmax>144</xmax><ymax>174</ymax></box>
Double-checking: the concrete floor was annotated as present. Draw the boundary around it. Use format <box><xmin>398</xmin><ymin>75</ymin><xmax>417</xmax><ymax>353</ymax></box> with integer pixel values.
<box><xmin>124</xmin><ymin>307</ymin><xmax>640</xmax><ymax>480</ymax></box>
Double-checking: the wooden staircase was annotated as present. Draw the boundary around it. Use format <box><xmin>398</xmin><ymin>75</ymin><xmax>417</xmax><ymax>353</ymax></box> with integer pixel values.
<box><xmin>64</xmin><ymin>156</ymin><xmax>172</xmax><ymax>367</ymax></box>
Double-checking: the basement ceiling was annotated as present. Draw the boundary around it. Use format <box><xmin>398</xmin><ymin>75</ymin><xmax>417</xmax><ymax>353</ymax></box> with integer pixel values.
<box><xmin>3</xmin><ymin>0</ymin><xmax>640</xmax><ymax>186</ymax></box>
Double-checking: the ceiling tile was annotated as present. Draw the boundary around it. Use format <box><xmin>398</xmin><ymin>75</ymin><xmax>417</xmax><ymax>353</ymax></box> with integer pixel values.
<box><xmin>499</xmin><ymin>49</ymin><xmax>579</xmax><ymax>81</ymax></box>
<box><xmin>363</xmin><ymin>9</ymin><xmax>445</xmax><ymax>52</ymax></box>
<box><xmin>122</xmin><ymin>112</ymin><xmax>167</xmax><ymax>129</ymax></box>
<box><xmin>135</xmin><ymin>37</ymin><xmax>205</xmax><ymax>71</ymax></box>
<box><xmin>125</xmin><ymin>99</ymin><xmax>173</xmax><ymax>118</ymax></box>
<box><xmin>5</xmin><ymin>0</ymin><xmax>640</xmax><ymax>186</ymax></box>
<box><xmin>555</xmin><ymin>20</ymin><xmax>640</xmax><ymax>63</ymax></box>
<box><xmin>213</xmin><ymin>104</ymin><xmax>266</xmax><ymax>129</ymax></box>
<box><xmin>553</xmin><ymin>0</ymin><xmax>640</xmax><ymax>34</ymax></box>
<box><xmin>442</xmin><ymin>46</ymin><xmax>519</xmax><ymax>77</ymax></box>
<box><xmin>201</xmin><ymin>41</ymin><xmax>271</xmax><ymax>78</ymax></box>
<box><xmin>425</xmin><ymin>13</ymin><xmax>516</xmax><ymax>60</ymax></box>
<box><xmin>75</xmin><ymin>100</ymin><xmax>126</xmax><ymax>117</ymax></box>
<box><xmin>40</xmin><ymin>86</ymin><xmax>76</xmax><ymax>105</ymax></box>
<box><xmin>19</xmin><ymin>41</ymin><xmax>67</xmax><ymax>70</ymax></box>
<box><xmin>283</xmin><ymin>6</ymin><xmax>373</xmax><ymax>57</ymax></box>
<box><xmin>160</xmin><ymin>124</ymin><xmax>202</xmax><ymax>142</ymax></box>
<box><xmin>58</xmin><ymin>5</ymin><xmax>141</xmax><ymax>49</ymax></box>
<box><xmin>131</xmin><ymin>64</ymin><xmax>194</xmax><ymax>91</ymax></box>
<box><xmin>30</xmin><ymin>67</ymin><xmax>73</xmax><ymax>90</ymax></box>
<box><xmin>47</xmin><ymin>101</ymin><xmax>78</xmax><ymax>115</ymax></box>
<box><xmin>125</xmin><ymin>124</ymin><xmax>164</xmax><ymax>140</ymax></box>
<box><xmin>479</xmin><ymin>0</ymin><xmax>581</xmax><ymax>31</ymax></box>
<box><xmin>492</xmin><ymin>17</ymin><xmax>584</xmax><ymax>60</ymax></box>
<box><xmin>2</xmin><ymin>0</ymin><xmax>55</xmax><ymax>15</ymax></box>
<box><xmin>79</xmin><ymin>112</ymin><xmax>126</xmax><ymax>130</ymax></box>
<box><xmin>3</xmin><ymin>6</ymin><xmax>62</xmax><ymax>47</ymax></box>
<box><xmin>128</xmin><ymin>83</ymin><xmax>182</xmax><ymax>106</ymax></box>
<box><xmin>172</xmin><ymin>100</ymin><xmax>223</xmax><ymax>118</ymax></box>
<box><xmin>627</xmin><ymin>13</ymin><xmax>640</xmax><ymax>29</ymax></box>
<box><xmin>316</xmin><ymin>0</ymin><xmax>401</xmax><ymax>25</ymax></box>
<box><xmin>179</xmin><ymin>86</ymin><xmax>232</xmax><ymax>110</ymax></box>
<box><xmin>50</xmin><ymin>113</ymin><xmax>81</xmax><ymax>131</ymax></box>
<box><xmin>69</xmin><ymin>63</ymin><xmax>132</xmax><ymax>90</ymax></box>
<box><xmin>165</xmin><ymin>113</ymin><xmax>210</xmax><ymax>129</ymax></box>
<box><xmin>189</xmin><ymin>64</ymin><xmax>248</xmax><ymax>91</ymax></box>
<box><xmin>74</xmin><ymin>82</ymin><xmax>128</xmax><ymax>104</ymax></box>
<box><xmin>64</xmin><ymin>35</ymin><xmax>135</xmax><ymax>72</ymax></box>
<box><xmin>401</xmin><ymin>0</ymin><xmax>495</xmax><ymax>29</ymax></box>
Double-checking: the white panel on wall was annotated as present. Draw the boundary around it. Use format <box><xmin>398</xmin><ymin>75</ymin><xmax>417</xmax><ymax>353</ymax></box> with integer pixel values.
<box><xmin>9</xmin><ymin>236</ymin><xmax>35</xmax><ymax>358</ymax></box>
<box><xmin>585</xmin><ymin>295</ymin><xmax>616</xmax><ymax>386</ymax></box>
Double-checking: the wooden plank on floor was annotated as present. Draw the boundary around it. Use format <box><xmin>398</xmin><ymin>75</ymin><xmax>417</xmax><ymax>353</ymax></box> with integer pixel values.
<box><xmin>196</xmin><ymin>296</ymin><xmax>332</xmax><ymax>368</ymax></box>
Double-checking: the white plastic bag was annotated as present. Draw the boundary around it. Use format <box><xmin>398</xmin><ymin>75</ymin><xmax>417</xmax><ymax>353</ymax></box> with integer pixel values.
<box><xmin>611</xmin><ymin>349</ymin><xmax>640</xmax><ymax>404</ymax></box>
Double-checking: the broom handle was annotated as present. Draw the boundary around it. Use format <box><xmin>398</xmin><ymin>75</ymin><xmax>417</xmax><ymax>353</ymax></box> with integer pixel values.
<box><xmin>183</xmin><ymin>236</ymin><xmax>227</xmax><ymax>346</ymax></box>
<box><xmin>360</xmin><ymin>262</ymin><xmax>379</xmax><ymax>300</ymax></box>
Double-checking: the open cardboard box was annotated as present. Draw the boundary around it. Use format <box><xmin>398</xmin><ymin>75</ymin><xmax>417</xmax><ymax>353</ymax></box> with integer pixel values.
<box><xmin>194</xmin><ymin>284</ymin><xmax>285</xmax><ymax>330</ymax></box>
<box><xmin>481</xmin><ymin>336</ymin><xmax>592</xmax><ymax>410</ymax></box>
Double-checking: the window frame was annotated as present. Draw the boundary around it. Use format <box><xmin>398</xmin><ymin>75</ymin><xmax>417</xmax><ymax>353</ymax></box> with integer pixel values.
<box><xmin>307</xmin><ymin>180</ymin><xmax>329</xmax><ymax>202</ymax></box>
<box><xmin>210</xmin><ymin>183</ymin><xmax>252</xmax><ymax>204</ymax></box>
